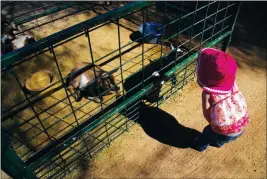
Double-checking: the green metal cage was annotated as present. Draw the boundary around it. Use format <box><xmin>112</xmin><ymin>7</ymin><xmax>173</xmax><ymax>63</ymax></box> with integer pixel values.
<box><xmin>1</xmin><ymin>1</ymin><xmax>240</xmax><ymax>179</ymax></box>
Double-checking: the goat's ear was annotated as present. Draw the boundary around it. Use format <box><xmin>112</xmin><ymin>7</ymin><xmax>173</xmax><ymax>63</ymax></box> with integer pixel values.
<box><xmin>65</xmin><ymin>72</ymin><xmax>72</xmax><ymax>85</ymax></box>
<box><xmin>170</xmin><ymin>43</ymin><xmax>175</xmax><ymax>50</ymax></box>
<box><xmin>108</xmin><ymin>67</ymin><xmax>119</xmax><ymax>74</ymax></box>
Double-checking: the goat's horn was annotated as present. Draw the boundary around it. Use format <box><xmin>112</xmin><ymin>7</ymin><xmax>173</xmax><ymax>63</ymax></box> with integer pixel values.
<box><xmin>108</xmin><ymin>67</ymin><xmax>119</xmax><ymax>74</ymax></box>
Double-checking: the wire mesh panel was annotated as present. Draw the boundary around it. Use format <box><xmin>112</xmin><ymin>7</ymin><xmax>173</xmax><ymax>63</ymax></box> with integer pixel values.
<box><xmin>1</xmin><ymin>1</ymin><xmax>99</xmax><ymax>35</ymax></box>
<box><xmin>1</xmin><ymin>1</ymin><xmax>240</xmax><ymax>178</ymax></box>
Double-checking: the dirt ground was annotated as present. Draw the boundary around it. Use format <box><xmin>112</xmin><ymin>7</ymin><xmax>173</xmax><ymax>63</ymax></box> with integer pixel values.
<box><xmin>75</xmin><ymin>2</ymin><xmax>266</xmax><ymax>179</ymax></box>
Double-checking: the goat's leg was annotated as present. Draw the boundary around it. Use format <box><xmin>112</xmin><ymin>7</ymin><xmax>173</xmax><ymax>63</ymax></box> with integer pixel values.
<box><xmin>145</xmin><ymin>85</ymin><xmax>162</xmax><ymax>103</ymax></box>
<box><xmin>85</xmin><ymin>96</ymin><xmax>103</xmax><ymax>103</ymax></box>
<box><xmin>171</xmin><ymin>75</ymin><xmax>177</xmax><ymax>86</ymax></box>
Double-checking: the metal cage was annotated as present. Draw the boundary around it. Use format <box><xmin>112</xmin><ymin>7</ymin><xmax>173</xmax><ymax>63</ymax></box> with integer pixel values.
<box><xmin>1</xmin><ymin>1</ymin><xmax>98</xmax><ymax>35</ymax></box>
<box><xmin>1</xmin><ymin>1</ymin><xmax>240</xmax><ymax>179</ymax></box>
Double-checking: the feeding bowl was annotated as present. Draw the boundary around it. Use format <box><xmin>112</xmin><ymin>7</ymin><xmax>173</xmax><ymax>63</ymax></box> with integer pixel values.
<box><xmin>24</xmin><ymin>70</ymin><xmax>54</xmax><ymax>93</ymax></box>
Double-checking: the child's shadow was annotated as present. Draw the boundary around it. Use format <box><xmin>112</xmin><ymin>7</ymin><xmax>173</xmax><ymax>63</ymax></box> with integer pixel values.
<box><xmin>132</xmin><ymin>102</ymin><xmax>201</xmax><ymax>148</ymax></box>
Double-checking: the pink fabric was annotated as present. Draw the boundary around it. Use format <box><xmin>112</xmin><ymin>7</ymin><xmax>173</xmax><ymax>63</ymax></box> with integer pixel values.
<box><xmin>197</xmin><ymin>48</ymin><xmax>237</xmax><ymax>94</ymax></box>
<box><xmin>209</xmin><ymin>83</ymin><xmax>249</xmax><ymax>135</ymax></box>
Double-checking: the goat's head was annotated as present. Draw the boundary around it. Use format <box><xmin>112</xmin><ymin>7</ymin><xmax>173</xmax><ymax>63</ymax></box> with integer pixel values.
<box><xmin>65</xmin><ymin>69</ymin><xmax>81</xmax><ymax>100</ymax></box>
<box><xmin>97</xmin><ymin>70</ymin><xmax>120</xmax><ymax>97</ymax></box>
<box><xmin>170</xmin><ymin>43</ymin><xmax>184</xmax><ymax>56</ymax></box>
<box><xmin>24</xmin><ymin>36</ymin><xmax>36</xmax><ymax>46</ymax></box>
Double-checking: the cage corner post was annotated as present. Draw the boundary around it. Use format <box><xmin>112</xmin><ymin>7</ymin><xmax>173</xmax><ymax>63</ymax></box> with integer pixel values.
<box><xmin>1</xmin><ymin>130</ymin><xmax>37</xmax><ymax>179</ymax></box>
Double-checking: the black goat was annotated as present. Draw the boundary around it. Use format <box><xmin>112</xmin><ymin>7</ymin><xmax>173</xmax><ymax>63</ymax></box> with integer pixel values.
<box><xmin>123</xmin><ymin>44</ymin><xmax>186</xmax><ymax>103</ymax></box>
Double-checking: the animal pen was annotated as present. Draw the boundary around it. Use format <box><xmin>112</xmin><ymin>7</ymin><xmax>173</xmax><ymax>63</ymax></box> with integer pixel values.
<box><xmin>1</xmin><ymin>1</ymin><xmax>240</xmax><ymax>179</ymax></box>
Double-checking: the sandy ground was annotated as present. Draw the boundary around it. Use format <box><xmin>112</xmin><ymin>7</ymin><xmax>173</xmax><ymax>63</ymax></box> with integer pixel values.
<box><xmin>78</xmin><ymin>61</ymin><xmax>266</xmax><ymax>178</ymax></box>
<box><xmin>75</xmin><ymin>2</ymin><xmax>266</xmax><ymax>179</ymax></box>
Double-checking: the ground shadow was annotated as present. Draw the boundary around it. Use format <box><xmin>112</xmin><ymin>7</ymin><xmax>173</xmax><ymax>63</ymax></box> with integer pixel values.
<box><xmin>229</xmin><ymin>2</ymin><xmax>267</xmax><ymax>70</ymax></box>
<box><xmin>132</xmin><ymin>102</ymin><xmax>201</xmax><ymax>148</ymax></box>
<box><xmin>129</xmin><ymin>31</ymin><xmax>143</xmax><ymax>43</ymax></box>
<box><xmin>231</xmin><ymin>2</ymin><xmax>266</xmax><ymax>51</ymax></box>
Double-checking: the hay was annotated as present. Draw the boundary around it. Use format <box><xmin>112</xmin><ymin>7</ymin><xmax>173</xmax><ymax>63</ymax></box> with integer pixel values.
<box><xmin>25</xmin><ymin>70</ymin><xmax>53</xmax><ymax>92</ymax></box>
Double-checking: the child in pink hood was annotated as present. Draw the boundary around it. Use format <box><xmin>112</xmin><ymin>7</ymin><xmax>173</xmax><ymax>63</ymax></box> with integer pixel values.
<box><xmin>191</xmin><ymin>48</ymin><xmax>249</xmax><ymax>152</ymax></box>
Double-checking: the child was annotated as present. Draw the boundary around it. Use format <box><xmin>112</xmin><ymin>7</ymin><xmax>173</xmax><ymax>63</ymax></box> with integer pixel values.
<box><xmin>191</xmin><ymin>48</ymin><xmax>249</xmax><ymax>152</ymax></box>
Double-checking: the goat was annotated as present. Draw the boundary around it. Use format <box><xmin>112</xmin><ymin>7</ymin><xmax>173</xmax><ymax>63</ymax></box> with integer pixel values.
<box><xmin>66</xmin><ymin>62</ymin><xmax>120</xmax><ymax>103</ymax></box>
<box><xmin>1</xmin><ymin>17</ymin><xmax>36</xmax><ymax>55</ymax></box>
<box><xmin>1</xmin><ymin>35</ymin><xmax>37</xmax><ymax>55</ymax></box>
<box><xmin>1</xmin><ymin>17</ymin><xmax>20</xmax><ymax>38</ymax></box>
<box><xmin>123</xmin><ymin>44</ymin><xmax>186</xmax><ymax>103</ymax></box>
<box><xmin>12</xmin><ymin>35</ymin><xmax>36</xmax><ymax>50</ymax></box>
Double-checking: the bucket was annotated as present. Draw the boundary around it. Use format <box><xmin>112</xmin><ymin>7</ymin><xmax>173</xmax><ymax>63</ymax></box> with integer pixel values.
<box><xmin>138</xmin><ymin>22</ymin><xmax>164</xmax><ymax>44</ymax></box>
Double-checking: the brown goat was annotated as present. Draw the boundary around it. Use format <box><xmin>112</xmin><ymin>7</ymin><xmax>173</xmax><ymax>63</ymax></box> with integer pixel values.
<box><xmin>66</xmin><ymin>62</ymin><xmax>120</xmax><ymax>103</ymax></box>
